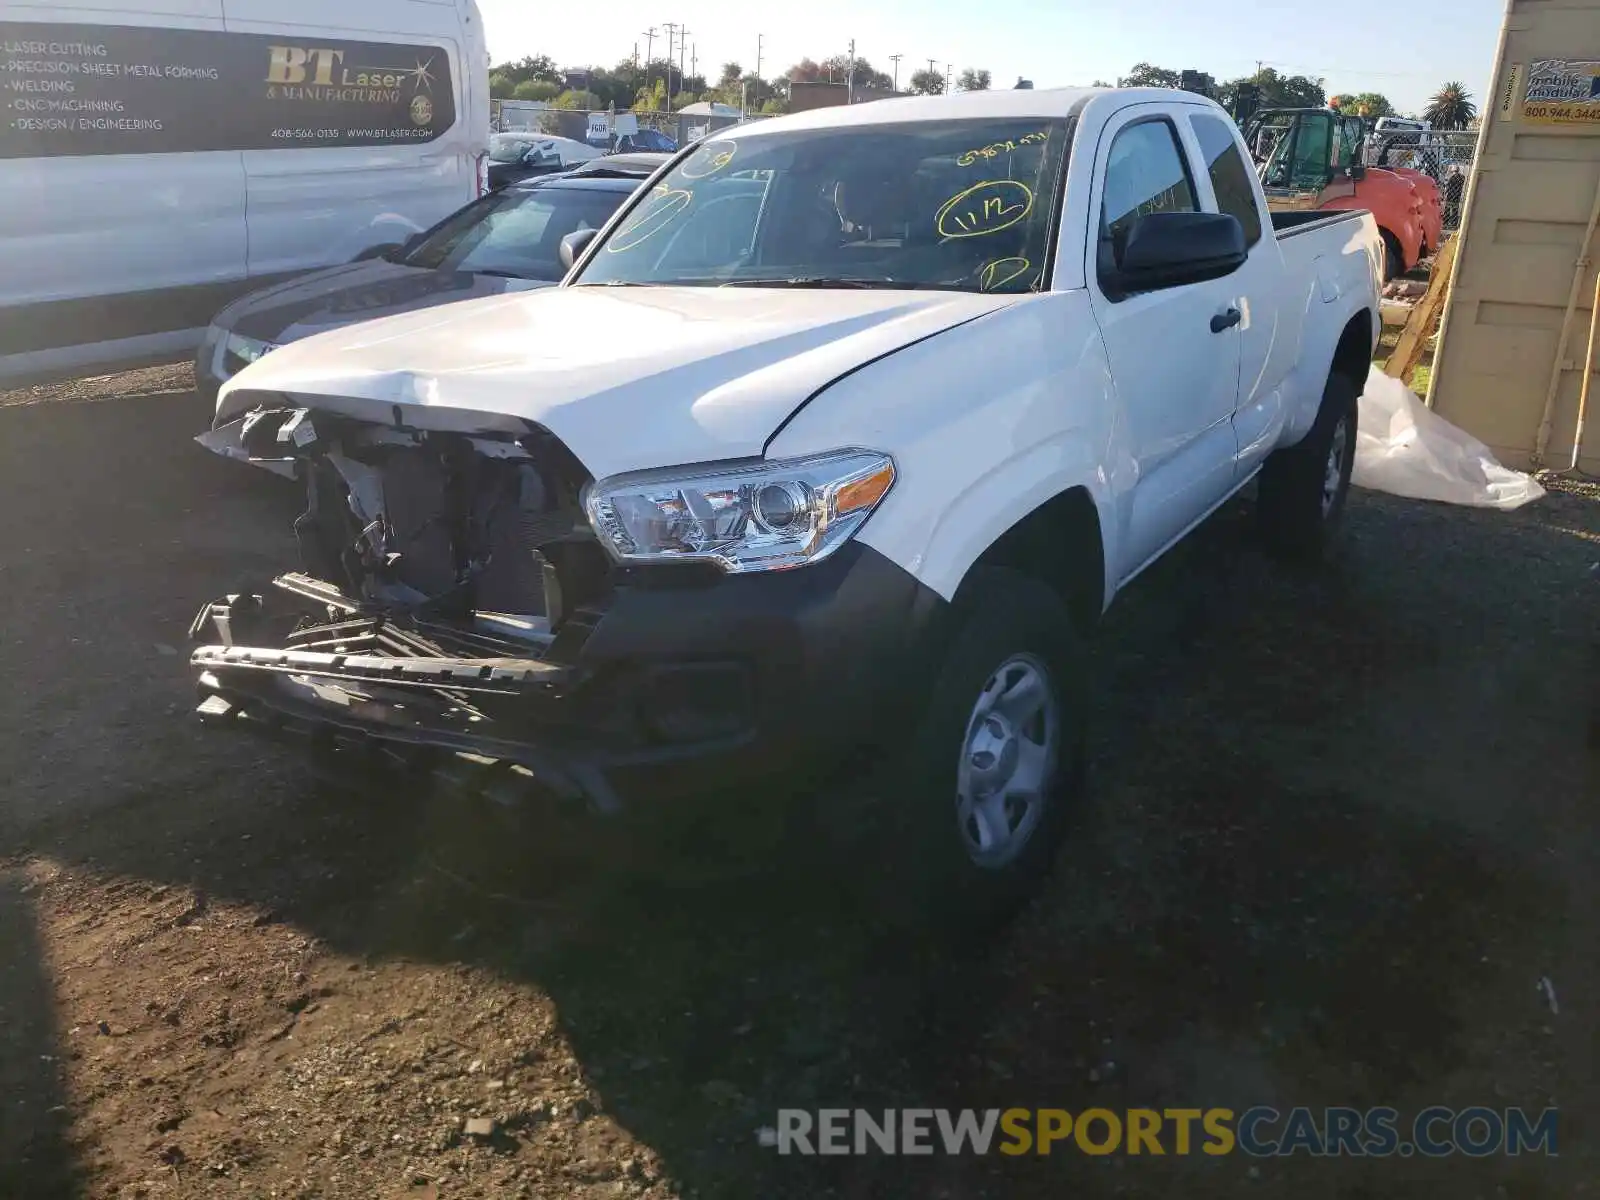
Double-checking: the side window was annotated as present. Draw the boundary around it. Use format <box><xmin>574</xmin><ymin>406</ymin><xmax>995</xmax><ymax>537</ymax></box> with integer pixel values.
<box><xmin>1191</xmin><ymin>114</ymin><xmax>1263</xmax><ymax>247</ymax></box>
<box><xmin>1099</xmin><ymin>119</ymin><xmax>1198</xmax><ymax>248</ymax></box>
<box><xmin>1342</xmin><ymin>118</ymin><xmax>1366</xmax><ymax>168</ymax></box>
<box><xmin>1288</xmin><ymin>115</ymin><xmax>1333</xmax><ymax>191</ymax></box>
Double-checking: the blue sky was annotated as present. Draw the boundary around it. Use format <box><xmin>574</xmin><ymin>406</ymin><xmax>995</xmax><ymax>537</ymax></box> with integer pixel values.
<box><xmin>478</xmin><ymin>0</ymin><xmax>1507</xmax><ymax>115</ymax></box>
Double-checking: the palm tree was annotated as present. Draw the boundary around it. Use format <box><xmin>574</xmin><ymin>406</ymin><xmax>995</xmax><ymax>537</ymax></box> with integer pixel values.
<box><xmin>1424</xmin><ymin>81</ymin><xmax>1477</xmax><ymax>130</ymax></box>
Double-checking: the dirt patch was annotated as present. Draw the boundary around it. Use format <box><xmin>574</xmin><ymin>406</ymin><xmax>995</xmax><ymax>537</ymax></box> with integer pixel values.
<box><xmin>0</xmin><ymin>362</ymin><xmax>195</xmax><ymax>409</ymax></box>
<box><xmin>0</xmin><ymin>381</ymin><xmax>1595</xmax><ymax>1199</ymax></box>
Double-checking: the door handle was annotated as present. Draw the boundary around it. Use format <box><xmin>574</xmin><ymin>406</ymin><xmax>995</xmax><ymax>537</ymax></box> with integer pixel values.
<box><xmin>1210</xmin><ymin>307</ymin><xmax>1242</xmax><ymax>333</ymax></box>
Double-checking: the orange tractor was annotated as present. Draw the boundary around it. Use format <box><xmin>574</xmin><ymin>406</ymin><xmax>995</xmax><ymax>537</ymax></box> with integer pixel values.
<box><xmin>1243</xmin><ymin>107</ymin><xmax>1443</xmax><ymax>281</ymax></box>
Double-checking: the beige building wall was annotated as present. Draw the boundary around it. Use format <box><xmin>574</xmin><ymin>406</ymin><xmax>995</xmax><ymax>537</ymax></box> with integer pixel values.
<box><xmin>1428</xmin><ymin>0</ymin><xmax>1600</xmax><ymax>473</ymax></box>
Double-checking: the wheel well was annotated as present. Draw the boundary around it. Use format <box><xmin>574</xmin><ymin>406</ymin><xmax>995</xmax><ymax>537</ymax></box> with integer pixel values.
<box><xmin>961</xmin><ymin>487</ymin><xmax>1105</xmax><ymax>632</ymax></box>
<box><xmin>1331</xmin><ymin>310</ymin><xmax>1373</xmax><ymax>389</ymax></box>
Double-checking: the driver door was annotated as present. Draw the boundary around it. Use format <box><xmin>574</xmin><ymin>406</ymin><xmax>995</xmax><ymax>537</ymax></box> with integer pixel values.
<box><xmin>1087</xmin><ymin>109</ymin><xmax>1243</xmax><ymax>581</ymax></box>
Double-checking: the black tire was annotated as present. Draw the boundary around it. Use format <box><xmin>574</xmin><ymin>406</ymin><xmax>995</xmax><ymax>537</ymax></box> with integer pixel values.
<box><xmin>1381</xmin><ymin>230</ymin><xmax>1404</xmax><ymax>283</ymax></box>
<box><xmin>1258</xmin><ymin>370</ymin><xmax>1360</xmax><ymax>561</ymax></box>
<box><xmin>866</xmin><ymin>567</ymin><xmax>1090</xmax><ymax>939</ymax></box>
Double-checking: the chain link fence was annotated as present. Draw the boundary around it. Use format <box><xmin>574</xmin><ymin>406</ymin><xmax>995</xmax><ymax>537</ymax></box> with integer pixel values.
<box><xmin>490</xmin><ymin>103</ymin><xmax>770</xmax><ymax>153</ymax></box>
<box><xmin>1363</xmin><ymin>130</ymin><xmax>1481</xmax><ymax>234</ymax></box>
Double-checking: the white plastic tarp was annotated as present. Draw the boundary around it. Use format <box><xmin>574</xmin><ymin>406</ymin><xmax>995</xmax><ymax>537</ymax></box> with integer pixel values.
<box><xmin>1353</xmin><ymin>368</ymin><xmax>1545</xmax><ymax>510</ymax></box>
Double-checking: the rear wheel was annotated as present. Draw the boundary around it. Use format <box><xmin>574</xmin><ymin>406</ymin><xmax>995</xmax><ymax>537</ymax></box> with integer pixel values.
<box><xmin>1257</xmin><ymin>371</ymin><xmax>1360</xmax><ymax>561</ymax></box>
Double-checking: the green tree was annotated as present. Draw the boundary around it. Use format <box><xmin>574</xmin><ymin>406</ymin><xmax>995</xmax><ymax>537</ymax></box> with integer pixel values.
<box><xmin>553</xmin><ymin>89</ymin><xmax>600</xmax><ymax>110</ymax></box>
<box><xmin>1216</xmin><ymin>67</ymin><xmax>1325</xmax><ymax>112</ymax></box>
<box><xmin>636</xmin><ymin>79</ymin><xmax>668</xmax><ymax>111</ymax></box>
<box><xmin>957</xmin><ymin>68</ymin><xmax>992</xmax><ymax>92</ymax></box>
<box><xmin>818</xmin><ymin>55</ymin><xmax>895</xmax><ymax>90</ymax></box>
<box><xmin>1424</xmin><ymin>81</ymin><xmax>1477</xmax><ymax>130</ymax></box>
<box><xmin>1118</xmin><ymin>62</ymin><xmax>1181</xmax><ymax>89</ymax></box>
<box><xmin>510</xmin><ymin>79</ymin><xmax>559</xmax><ymax>102</ymax></box>
<box><xmin>786</xmin><ymin>57</ymin><xmax>824</xmax><ymax>85</ymax></box>
<box><xmin>718</xmin><ymin>62</ymin><xmax>743</xmax><ymax>89</ymax></box>
<box><xmin>1333</xmin><ymin>92</ymin><xmax>1393</xmax><ymax>118</ymax></box>
<box><xmin>490</xmin><ymin>54</ymin><xmax>561</xmax><ymax>88</ymax></box>
<box><xmin>909</xmin><ymin>68</ymin><xmax>946</xmax><ymax>95</ymax></box>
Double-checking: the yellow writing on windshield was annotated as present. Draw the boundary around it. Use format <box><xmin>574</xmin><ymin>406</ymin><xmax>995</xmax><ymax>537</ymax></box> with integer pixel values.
<box><xmin>607</xmin><ymin>186</ymin><xmax>693</xmax><ymax>252</ymax></box>
<box><xmin>936</xmin><ymin>180</ymin><xmax>1034</xmax><ymax>239</ymax></box>
<box><xmin>956</xmin><ymin>129</ymin><xmax>1049</xmax><ymax>167</ymax></box>
<box><xmin>680</xmin><ymin>139</ymin><xmax>737</xmax><ymax>180</ymax></box>
<box><xmin>979</xmin><ymin>257</ymin><xmax>1033</xmax><ymax>291</ymax></box>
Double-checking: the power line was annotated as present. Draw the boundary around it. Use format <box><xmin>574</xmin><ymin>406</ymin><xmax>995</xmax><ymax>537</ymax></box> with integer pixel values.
<box><xmin>1256</xmin><ymin>58</ymin><xmax>1447</xmax><ymax>81</ymax></box>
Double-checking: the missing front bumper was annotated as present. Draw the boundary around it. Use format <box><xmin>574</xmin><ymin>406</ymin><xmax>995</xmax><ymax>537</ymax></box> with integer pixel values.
<box><xmin>188</xmin><ymin>574</ymin><xmax>763</xmax><ymax>815</ymax></box>
<box><xmin>188</xmin><ymin>574</ymin><xmax>632</xmax><ymax>812</ymax></box>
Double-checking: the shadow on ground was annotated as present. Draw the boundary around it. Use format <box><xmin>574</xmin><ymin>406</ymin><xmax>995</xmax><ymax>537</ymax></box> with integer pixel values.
<box><xmin>1</xmin><ymin>389</ymin><xmax>1594</xmax><ymax>1198</ymax></box>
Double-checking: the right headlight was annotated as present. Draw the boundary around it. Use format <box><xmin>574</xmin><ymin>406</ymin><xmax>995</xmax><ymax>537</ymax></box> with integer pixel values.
<box><xmin>584</xmin><ymin>449</ymin><xmax>896</xmax><ymax>574</ymax></box>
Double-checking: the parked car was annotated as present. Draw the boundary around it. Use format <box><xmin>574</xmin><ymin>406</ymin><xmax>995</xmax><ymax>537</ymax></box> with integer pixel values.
<box><xmin>0</xmin><ymin>0</ymin><xmax>489</xmax><ymax>389</ymax></box>
<box><xmin>190</xmin><ymin>87</ymin><xmax>1380</xmax><ymax>926</ymax></box>
<box><xmin>195</xmin><ymin>166</ymin><xmax>657</xmax><ymax>402</ymax></box>
<box><xmin>485</xmin><ymin>133</ymin><xmax>602</xmax><ymax>190</ymax></box>
<box><xmin>566</xmin><ymin>152</ymin><xmax>671</xmax><ymax>179</ymax></box>
<box><xmin>613</xmin><ymin>128</ymin><xmax>678</xmax><ymax>154</ymax></box>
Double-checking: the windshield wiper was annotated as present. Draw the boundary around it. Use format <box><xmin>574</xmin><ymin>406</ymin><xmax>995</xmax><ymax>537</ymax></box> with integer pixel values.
<box><xmin>473</xmin><ymin>268</ymin><xmax>532</xmax><ymax>280</ymax></box>
<box><xmin>719</xmin><ymin>276</ymin><xmax>911</xmax><ymax>289</ymax></box>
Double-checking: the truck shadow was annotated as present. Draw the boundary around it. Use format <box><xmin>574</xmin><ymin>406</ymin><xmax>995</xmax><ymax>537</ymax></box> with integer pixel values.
<box><xmin>0</xmin><ymin>870</ymin><xmax>82</xmax><ymax>1198</ymax></box>
<box><xmin>0</xmin><ymin>390</ymin><xmax>1594</xmax><ymax>1197</ymax></box>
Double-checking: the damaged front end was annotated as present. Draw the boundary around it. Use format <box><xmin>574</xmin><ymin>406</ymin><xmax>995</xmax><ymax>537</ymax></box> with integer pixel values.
<box><xmin>189</xmin><ymin>403</ymin><xmax>645</xmax><ymax>813</ymax></box>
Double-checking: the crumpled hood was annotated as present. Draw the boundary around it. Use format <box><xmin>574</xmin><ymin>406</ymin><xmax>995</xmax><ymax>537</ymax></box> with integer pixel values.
<box><xmin>216</xmin><ymin>285</ymin><xmax>1019</xmax><ymax>478</ymax></box>
<box><xmin>220</xmin><ymin>260</ymin><xmax>550</xmax><ymax>344</ymax></box>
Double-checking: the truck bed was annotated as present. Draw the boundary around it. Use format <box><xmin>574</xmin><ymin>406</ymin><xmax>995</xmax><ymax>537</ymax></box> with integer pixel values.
<box><xmin>1272</xmin><ymin>209</ymin><xmax>1369</xmax><ymax>238</ymax></box>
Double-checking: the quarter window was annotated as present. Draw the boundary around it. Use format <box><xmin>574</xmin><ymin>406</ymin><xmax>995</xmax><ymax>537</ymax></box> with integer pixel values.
<box><xmin>1191</xmin><ymin>114</ymin><xmax>1263</xmax><ymax>246</ymax></box>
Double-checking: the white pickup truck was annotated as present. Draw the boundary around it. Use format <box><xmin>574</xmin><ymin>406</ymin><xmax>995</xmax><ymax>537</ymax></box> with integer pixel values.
<box><xmin>191</xmin><ymin>87</ymin><xmax>1381</xmax><ymax>921</ymax></box>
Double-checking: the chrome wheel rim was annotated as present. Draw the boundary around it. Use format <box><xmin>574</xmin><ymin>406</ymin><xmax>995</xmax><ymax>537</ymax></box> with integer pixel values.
<box><xmin>955</xmin><ymin>653</ymin><xmax>1059</xmax><ymax>870</ymax></box>
<box><xmin>1322</xmin><ymin>415</ymin><xmax>1349</xmax><ymax>518</ymax></box>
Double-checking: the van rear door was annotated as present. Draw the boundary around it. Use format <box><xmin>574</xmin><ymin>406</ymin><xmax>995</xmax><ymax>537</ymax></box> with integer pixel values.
<box><xmin>0</xmin><ymin>0</ymin><xmax>248</xmax><ymax>376</ymax></box>
<box><xmin>219</xmin><ymin>0</ymin><xmax>478</xmax><ymax>275</ymax></box>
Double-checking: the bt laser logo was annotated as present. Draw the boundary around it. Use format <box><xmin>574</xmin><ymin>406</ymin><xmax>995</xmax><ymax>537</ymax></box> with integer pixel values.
<box><xmin>265</xmin><ymin>46</ymin><xmax>439</xmax><ymax>100</ymax></box>
<box><xmin>761</xmin><ymin>1106</ymin><xmax>1559</xmax><ymax>1158</ymax></box>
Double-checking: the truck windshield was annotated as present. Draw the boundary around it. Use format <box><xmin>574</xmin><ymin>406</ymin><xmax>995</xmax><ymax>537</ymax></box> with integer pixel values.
<box><xmin>572</xmin><ymin>117</ymin><xmax>1074</xmax><ymax>293</ymax></box>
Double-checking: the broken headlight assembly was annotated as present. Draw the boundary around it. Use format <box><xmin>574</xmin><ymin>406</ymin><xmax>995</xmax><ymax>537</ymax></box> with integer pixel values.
<box><xmin>584</xmin><ymin>449</ymin><xmax>896</xmax><ymax>574</ymax></box>
<box><xmin>220</xmin><ymin>331</ymin><xmax>279</xmax><ymax>379</ymax></box>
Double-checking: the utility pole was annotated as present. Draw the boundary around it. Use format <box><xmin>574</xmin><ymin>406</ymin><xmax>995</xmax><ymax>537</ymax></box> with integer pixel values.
<box><xmin>678</xmin><ymin>27</ymin><xmax>691</xmax><ymax>102</ymax></box>
<box><xmin>945</xmin><ymin>62</ymin><xmax>952</xmax><ymax>94</ymax></box>
<box><xmin>847</xmin><ymin>38</ymin><xmax>856</xmax><ymax>104</ymax></box>
<box><xmin>663</xmin><ymin>23</ymin><xmax>678</xmax><ymax>106</ymax></box>
<box><xmin>690</xmin><ymin>43</ymin><xmax>698</xmax><ymax>87</ymax></box>
<box><xmin>754</xmin><ymin>34</ymin><xmax>763</xmax><ymax>85</ymax></box>
<box><xmin>889</xmin><ymin>53</ymin><xmax>902</xmax><ymax>93</ymax></box>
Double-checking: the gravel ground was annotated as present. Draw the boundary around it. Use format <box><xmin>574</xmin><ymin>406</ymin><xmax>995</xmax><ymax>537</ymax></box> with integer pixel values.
<box><xmin>0</xmin><ymin>369</ymin><xmax>1595</xmax><ymax>1199</ymax></box>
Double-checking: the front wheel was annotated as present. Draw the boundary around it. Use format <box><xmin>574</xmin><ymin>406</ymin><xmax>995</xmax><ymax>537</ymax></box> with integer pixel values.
<box><xmin>1257</xmin><ymin>370</ymin><xmax>1360</xmax><ymax>561</ymax></box>
<box><xmin>873</xmin><ymin>568</ymin><xmax>1089</xmax><ymax>936</ymax></box>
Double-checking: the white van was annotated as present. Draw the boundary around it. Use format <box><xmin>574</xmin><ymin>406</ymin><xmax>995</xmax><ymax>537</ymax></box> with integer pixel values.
<box><xmin>0</xmin><ymin>0</ymin><xmax>488</xmax><ymax>386</ymax></box>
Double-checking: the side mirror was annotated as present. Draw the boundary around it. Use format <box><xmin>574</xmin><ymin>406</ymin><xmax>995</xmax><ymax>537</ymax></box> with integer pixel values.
<box><xmin>1105</xmin><ymin>212</ymin><xmax>1248</xmax><ymax>296</ymax></box>
<box><xmin>559</xmin><ymin>227</ymin><xmax>599</xmax><ymax>271</ymax></box>
<box><xmin>352</xmin><ymin>241</ymin><xmax>404</xmax><ymax>263</ymax></box>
